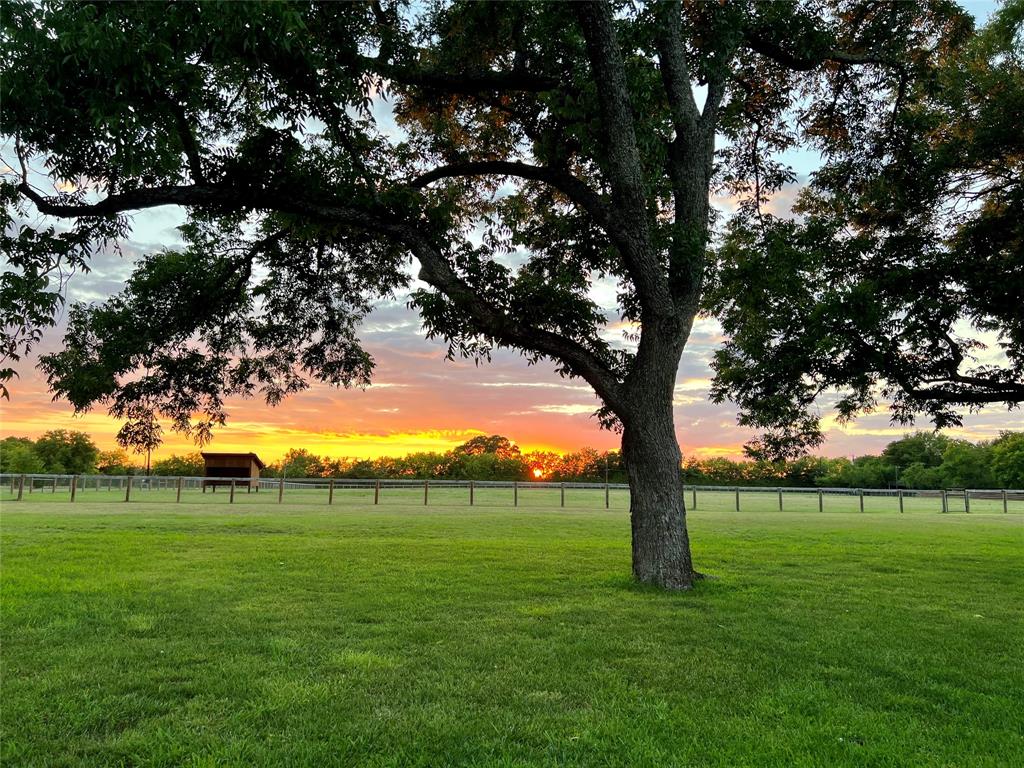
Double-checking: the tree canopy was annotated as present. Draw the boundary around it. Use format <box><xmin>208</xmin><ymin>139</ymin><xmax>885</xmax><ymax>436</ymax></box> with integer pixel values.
<box><xmin>3</xmin><ymin>0</ymin><xmax>1020</xmax><ymax>456</ymax></box>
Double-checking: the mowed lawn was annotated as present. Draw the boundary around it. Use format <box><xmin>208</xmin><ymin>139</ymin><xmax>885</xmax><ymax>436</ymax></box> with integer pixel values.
<box><xmin>1</xmin><ymin>498</ymin><xmax>1021</xmax><ymax>767</ymax></box>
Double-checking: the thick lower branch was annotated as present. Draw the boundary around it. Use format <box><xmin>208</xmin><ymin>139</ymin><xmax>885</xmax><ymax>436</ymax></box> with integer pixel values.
<box><xmin>17</xmin><ymin>178</ymin><xmax>626</xmax><ymax>412</ymax></box>
<box><xmin>409</xmin><ymin>160</ymin><xmax>609</xmax><ymax>223</ymax></box>
<box><xmin>408</xmin><ymin>160</ymin><xmax>652</xmax><ymax>272</ymax></box>
<box><xmin>904</xmin><ymin>383</ymin><xmax>1024</xmax><ymax>404</ymax></box>
<box><xmin>18</xmin><ymin>182</ymin><xmax>233</xmax><ymax>217</ymax></box>
<box><xmin>743</xmin><ymin>31</ymin><xmax>898</xmax><ymax>71</ymax></box>
<box><xmin>409</xmin><ymin>238</ymin><xmax>625</xmax><ymax>412</ymax></box>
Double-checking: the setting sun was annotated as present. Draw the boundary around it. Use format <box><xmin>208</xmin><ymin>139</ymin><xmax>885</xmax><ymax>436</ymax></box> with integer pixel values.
<box><xmin>532</xmin><ymin>468</ymin><xmax>544</xmax><ymax>479</ymax></box>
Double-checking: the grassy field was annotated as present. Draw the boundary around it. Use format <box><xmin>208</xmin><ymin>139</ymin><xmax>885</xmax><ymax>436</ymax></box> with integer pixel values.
<box><xmin>1</xmin><ymin>498</ymin><xmax>1021</xmax><ymax>767</ymax></box>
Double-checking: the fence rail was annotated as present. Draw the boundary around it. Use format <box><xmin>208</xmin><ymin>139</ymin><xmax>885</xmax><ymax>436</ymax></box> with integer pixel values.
<box><xmin>2</xmin><ymin>473</ymin><xmax>1023</xmax><ymax>514</ymax></box>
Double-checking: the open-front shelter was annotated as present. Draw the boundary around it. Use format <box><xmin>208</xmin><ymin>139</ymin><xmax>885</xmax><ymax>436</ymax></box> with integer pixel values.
<box><xmin>201</xmin><ymin>452</ymin><xmax>265</xmax><ymax>492</ymax></box>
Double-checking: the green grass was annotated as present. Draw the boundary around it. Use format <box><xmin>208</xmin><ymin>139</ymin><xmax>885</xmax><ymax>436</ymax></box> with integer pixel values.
<box><xmin>1</xmin><ymin>499</ymin><xmax>1021</xmax><ymax>767</ymax></box>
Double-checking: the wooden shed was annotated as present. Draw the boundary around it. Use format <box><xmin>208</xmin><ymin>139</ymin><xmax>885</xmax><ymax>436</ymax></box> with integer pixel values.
<box><xmin>201</xmin><ymin>452</ymin><xmax>265</xmax><ymax>492</ymax></box>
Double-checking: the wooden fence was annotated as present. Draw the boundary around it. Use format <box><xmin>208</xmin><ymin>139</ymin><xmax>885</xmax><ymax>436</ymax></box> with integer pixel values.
<box><xmin>3</xmin><ymin>473</ymin><xmax>1023</xmax><ymax>514</ymax></box>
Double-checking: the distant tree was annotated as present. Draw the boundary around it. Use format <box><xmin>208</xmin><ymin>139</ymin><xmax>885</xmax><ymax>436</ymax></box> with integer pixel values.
<box><xmin>554</xmin><ymin>447</ymin><xmax>604</xmax><ymax>482</ymax></box>
<box><xmin>696</xmin><ymin>457</ymin><xmax>750</xmax><ymax>486</ymax></box>
<box><xmin>937</xmin><ymin>441</ymin><xmax>995</xmax><ymax>489</ymax></box>
<box><xmin>0</xmin><ymin>436</ymin><xmax>45</xmax><ymax>474</ymax></box>
<box><xmin>115</xmin><ymin>409</ymin><xmax>162</xmax><ymax>474</ymax></box>
<box><xmin>783</xmin><ymin>456</ymin><xmax>832</xmax><ymax>487</ymax></box>
<box><xmin>346</xmin><ymin>459</ymin><xmax>377</xmax><ymax>480</ymax></box>
<box><xmin>96</xmin><ymin>448</ymin><xmax>136</xmax><ymax>475</ymax></box>
<box><xmin>273</xmin><ymin>449</ymin><xmax>326</xmax><ymax>479</ymax></box>
<box><xmin>452</xmin><ymin>435</ymin><xmax>521</xmax><ymax>460</ymax></box>
<box><xmin>151</xmin><ymin>452</ymin><xmax>205</xmax><ymax>477</ymax></box>
<box><xmin>402</xmin><ymin>452</ymin><xmax>454</xmax><ymax>479</ymax></box>
<box><xmin>31</xmin><ymin>430</ymin><xmax>98</xmax><ymax>474</ymax></box>
<box><xmin>851</xmin><ymin>457</ymin><xmax>898</xmax><ymax>489</ymax></box>
<box><xmin>990</xmin><ymin>432</ymin><xmax>1024</xmax><ymax>488</ymax></box>
<box><xmin>881</xmin><ymin>433</ymin><xmax>952</xmax><ymax>471</ymax></box>
<box><xmin>521</xmin><ymin>451</ymin><xmax>563</xmax><ymax>481</ymax></box>
<box><xmin>320</xmin><ymin>457</ymin><xmax>354</xmax><ymax>478</ymax></box>
<box><xmin>602</xmin><ymin>450</ymin><xmax>627</xmax><ymax>484</ymax></box>
<box><xmin>680</xmin><ymin>457</ymin><xmax>706</xmax><ymax>486</ymax></box>
<box><xmin>817</xmin><ymin>457</ymin><xmax>897</xmax><ymax>489</ymax></box>
<box><xmin>901</xmin><ymin>462</ymin><xmax>946</xmax><ymax>490</ymax></box>
<box><xmin>448</xmin><ymin>452</ymin><xmax>527</xmax><ymax>481</ymax></box>
<box><xmin>9</xmin><ymin>1</ymin><xmax>1022</xmax><ymax>588</ymax></box>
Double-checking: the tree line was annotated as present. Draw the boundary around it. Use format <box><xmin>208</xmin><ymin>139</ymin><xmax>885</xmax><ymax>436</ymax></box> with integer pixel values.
<box><xmin>2</xmin><ymin>430</ymin><xmax>1022</xmax><ymax>490</ymax></box>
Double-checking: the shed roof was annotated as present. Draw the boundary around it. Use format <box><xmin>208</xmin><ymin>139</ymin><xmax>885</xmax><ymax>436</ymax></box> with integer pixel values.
<box><xmin>200</xmin><ymin>452</ymin><xmax>266</xmax><ymax>470</ymax></box>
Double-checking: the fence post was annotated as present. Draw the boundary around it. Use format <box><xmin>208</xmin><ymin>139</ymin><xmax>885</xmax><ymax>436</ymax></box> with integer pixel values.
<box><xmin>125</xmin><ymin>477</ymin><xmax>132</xmax><ymax>503</ymax></box>
<box><xmin>424</xmin><ymin>479</ymin><xmax>429</xmax><ymax>505</ymax></box>
<box><xmin>9</xmin><ymin>475</ymin><xmax>15</xmax><ymax>495</ymax></box>
<box><xmin>374</xmin><ymin>479</ymin><xmax>380</xmax><ymax>505</ymax></box>
<box><xmin>229</xmin><ymin>479</ymin><xmax>236</xmax><ymax>504</ymax></box>
<box><xmin>734</xmin><ymin>487</ymin><xmax>740</xmax><ymax>512</ymax></box>
<box><xmin>17</xmin><ymin>474</ymin><xmax>25</xmax><ymax>501</ymax></box>
<box><xmin>898</xmin><ymin>488</ymin><xmax>904</xmax><ymax>514</ymax></box>
<box><xmin>70</xmin><ymin>475</ymin><xmax>77</xmax><ymax>502</ymax></box>
<box><xmin>692</xmin><ymin>486</ymin><xmax>697</xmax><ymax>511</ymax></box>
<box><xmin>941</xmin><ymin>490</ymin><xmax>948</xmax><ymax>513</ymax></box>
<box><xmin>176</xmin><ymin>476</ymin><xmax>183</xmax><ymax>503</ymax></box>
<box><xmin>605</xmin><ymin>481</ymin><xmax>610</xmax><ymax>509</ymax></box>
<box><xmin>777</xmin><ymin>487</ymin><xmax>783</xmax><ymax>511</ymax></box>
<box><xmin>52</xmin><ymin>476</ymin><xmax>58</xmax><ymax>494</ymax></box>
<box><xmin>858</xmin><ymin>488</ymin><xmax>864</xmax><ymax>513</ymax></box>
<box><xmin>560</xmin><ymin>483</ymin><xmax>565</xmax><ymax>508</ymax></box>
<box><xmin>818</xmin><ymin>488</ymin><xmax>823</xmax><ymax>513</ymax></box>
<box><xmin>514</xmin><ymin>481</ymin><xmax>518</xmax><ymax>507</ymax></box>
<box><xmin>1003</xmin><ymin>489</ymin><xmax>1008</xmax><ymax>514</ymax></box>
<box><xmin>328</xmin><ymin>478</ymin><xmax>335</xmax><ymax>506</ymax></box>
<box><xmin>964</xmin><ymin>489</ymin><xmax>970</xmax><ymax>514</ymax></box>
<box><xmin>278</xmin><ymin>476</ymin><xmax>284</xmax><ymax>503</ymax></box>
<box><xmin>470</xmin><ymin>480</ymin><xmax>475</xmax><ymax>506</ymax></box>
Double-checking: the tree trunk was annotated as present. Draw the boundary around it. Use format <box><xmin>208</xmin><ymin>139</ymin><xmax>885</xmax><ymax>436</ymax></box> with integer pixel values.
<box><xmin>622</xmin><ymin>401</ymin><xmax>695</xmax><ymax>590</ymax></box>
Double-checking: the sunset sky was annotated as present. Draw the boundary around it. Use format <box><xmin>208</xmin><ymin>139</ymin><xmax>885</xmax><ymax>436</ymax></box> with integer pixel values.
<box><xmin>3</xmin><ymin>0</ymin><xmax>1015</xmax><ymax>465</ymax></box>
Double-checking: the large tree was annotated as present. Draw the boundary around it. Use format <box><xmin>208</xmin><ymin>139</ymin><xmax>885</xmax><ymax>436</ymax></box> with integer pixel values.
<box><xmin>3</xmin><ymin>1</ymin><xmax>1022</xmax><ymax>589</ymax></box>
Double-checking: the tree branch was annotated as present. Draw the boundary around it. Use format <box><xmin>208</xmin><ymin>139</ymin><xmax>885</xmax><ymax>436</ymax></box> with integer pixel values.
<box><xmin>16</xmin><ymin>178</ymin><xmax>626</xmax><ymax>411</ymax></box>
<box><xmin>363</xmin><ymin>56</ymin><xmax>558</xmax><ymax>94</ymax></box>
<box><xmin>743</xmin><ymin>32</ymin><xmax>896</xmax><ymax>71</ymax></box>
<box><xmin>854</xmin><ymin>337</ymin><xmax>1024</xmax><ymax>406</ymax></box>
<box><xmin>701</xmin><ymin>71</ymin><xmax>730</xmax><ymax>134</ymax></box>
<box><xmin>409</xmin><ymin>159</ymin><xmax>617</xmax><ymax>231</ymax></box>
<box><xmin>18</xmin><ymin>182</ymin><xmax>236</xmax><ymax>217</ymax></box>
<box><xmin>408</xmin><ymin>235</ymin><xmax>625</xmax><ymax>411</ymax></box>
<box><xmin>165</xmin><ymin>98</ymin><xmax>206</xmax><ymax>184</ymax></box>
<box><xmin>903</xmin><ymin>383</ymin><xmax>1024</xmax><ymax>404</ymax></box>
<box><xmin>654</xmin><ymin>1</ymin><xmax>701</xmax><ymax>138</ymax></box>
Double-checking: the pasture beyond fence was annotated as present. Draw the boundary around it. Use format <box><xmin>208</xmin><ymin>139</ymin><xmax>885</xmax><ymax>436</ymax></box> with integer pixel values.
<box><xmin>2</xmin><ymin>473</ymin><xmax>1023</xmax><ymax>515</ymax></box>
